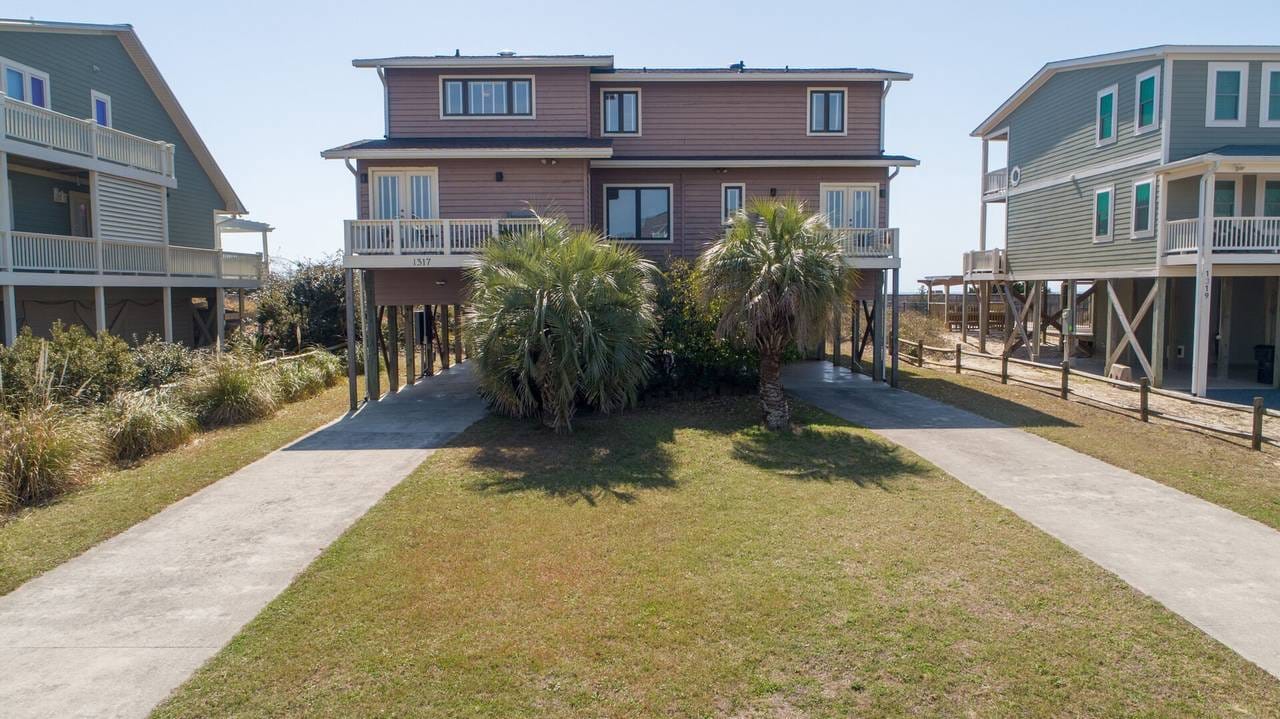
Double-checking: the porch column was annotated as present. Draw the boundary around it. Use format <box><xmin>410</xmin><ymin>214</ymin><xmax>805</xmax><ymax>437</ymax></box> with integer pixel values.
<box><xmin>344</xmin><ymin>268</ymin><xmax>358</xmax><ymax>411</ymax></box>
<box><xmin>979</xmin><ymin>139</ymin><xmax>989</xmax><ymax>251</ymax></box>
<box><xmin>890</xmin><ymin>267</ymin><xmax>900</xmax><ymax>387</ymax></box>
<box><xmin>404</xmin><ymin>306</ymin><xmax>415</xmax><ymax>386</ymax></box>
<box><xmin>872</xmin><ymin>270</ymin><xmax>886</xmax><ymax>382</ymax></box>
<box><xmin>214</xmin><ymin>288</ymin><xmax>226</xmax><ymax>351</ymax></box>
<box><xmin>0</xmin><ymin>151</ymin><xmax>11</xmax><ymax>271</ymax></box>
<box><xmin>1191</xmin><ymin>171</ymin><xmax>1215</xmax><ymax>396</ymax></box>
<box><xmin>162</xmin><ymin>286</ymin><xmax>174</xmax><ymax>343</ymax></box>
<box><xmin>362</xmin><ymin>270</ymin><xmax>380</xmax><ymax>400</ymax></box>
<box><xmin>2</xmin><ymin>285</ymin><xmax>15</xmax><ymax>346</ymax></box>
<box><xmin>1151</xmin><ymin>277</ymin><xmax>1167</xmax><ymax>388</ymax></box>
<box><xmin>94</xmin><ymin>286</ymin><xmax>107</xmax><ymax>334</ymax></box>
<box><xmin>387</xmin><ymin>306</ymin><xmax>399</xmax><ymax>393</ymax></box>
<box><xmin>1216</xmin><ymin>277</ymin><xmax>1232</xmax><ymax>381</ymax></box>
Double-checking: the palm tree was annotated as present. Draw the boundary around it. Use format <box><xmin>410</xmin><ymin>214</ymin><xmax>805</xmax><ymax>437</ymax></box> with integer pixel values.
<box><xmin>698</xmin><ymin>197</ymin><xmax>851</xmax><ymax>431</ymax></box>
<box><xmin>467</xmin><ymin>216</ymin><xmax>658</xmax><ymax>432</ymax></box>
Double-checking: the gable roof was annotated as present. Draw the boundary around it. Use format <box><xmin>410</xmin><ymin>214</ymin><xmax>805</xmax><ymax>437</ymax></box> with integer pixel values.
<box><xmin>972</xmin><ymin>44</ymin><xmax>1280</xmax><ymax>138</ymax></box>
<box><xmin>354</xmin><ymin>54</ymin><xmax>613</xmax><ymax>69</ymax></box>
<box><xmin>0</xmin><ymin>18</ymin><xmax>247</xmax><ymax>213</ymax></box>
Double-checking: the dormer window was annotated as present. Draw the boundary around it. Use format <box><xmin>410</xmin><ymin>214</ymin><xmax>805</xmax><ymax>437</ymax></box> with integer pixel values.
<box><xmin>441</xmin><ymin>78</ymin><xmax>533</xmax><ymax>117</ymax></box>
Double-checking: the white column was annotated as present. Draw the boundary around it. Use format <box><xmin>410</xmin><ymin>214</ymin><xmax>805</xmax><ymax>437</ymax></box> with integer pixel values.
<box><xmin>261</xmin><ymin>230</ymin><xmax>270</xmax><ymax>276</ymax></box>
<box><xmin>214</xmin><ymin>287</ymin><xmax>226</xmax><ymax>352</ymax></box>
<box><xmin>2</xmin><ymin>285</ymin><xmax>15</xmax><ymax>346</ymax></box>
<box><xmin>1191</xmin><ymin>171</ymin><xmax>1215</xmax><ymax>396</ymax></box>
<box><xmin>1151</xmin><ymin>278</ymin><xmax>1167</xmax><ymax>388</ymax></box>
<box><xmin>0</xmin><ymin>150</ymin><xmax>10</xmax><ymax>271</ymax></box>
<box><xmin>94</xmin><ymin>286</ymin><xmax>107</xmax><ymax>334</ymax></box>
<box><xmin>979</xmin><ymin>139</ymin><xmax>989</xmax><ymax>251</ymax></box>
<box><xmin>162</xmin><ymin>286</ymin><xmax>173</xmax><ymax>342</ymax></box>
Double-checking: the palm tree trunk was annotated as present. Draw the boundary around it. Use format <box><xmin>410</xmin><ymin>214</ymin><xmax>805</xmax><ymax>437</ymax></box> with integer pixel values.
<box><xmin>758</xmin><ymin>348</ymin><xmax>790</xmax><ymax>430</ymax></box>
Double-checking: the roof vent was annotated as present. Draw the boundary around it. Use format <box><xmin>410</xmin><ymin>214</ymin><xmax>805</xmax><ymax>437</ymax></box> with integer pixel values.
<box><xmin>497</xmin><ymin>49</ymin><xmax>516</xmax><ymax>57</ymax></box>
<box><xmin>729</xmin><ymin>60</ymin><xmax>745</xmax><ymax>71</ymax></box>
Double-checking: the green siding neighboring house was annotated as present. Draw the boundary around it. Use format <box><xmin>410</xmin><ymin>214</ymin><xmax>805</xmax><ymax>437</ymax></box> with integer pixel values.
<box><xmin>1169</xmin><ymin>60</ymin><xmax>1276</xmax><ymax>161</ymax></box>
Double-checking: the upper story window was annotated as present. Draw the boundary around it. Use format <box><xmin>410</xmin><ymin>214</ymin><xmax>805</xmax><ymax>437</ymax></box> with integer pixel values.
<box><xmin>605</xmin><ymin>185</ymin><xmax>671</xmax><ymax>241</ymax></box>
<box><xmin>441</xmin><ymin>78</ymin><xmax>533</xmax><ymax>117</ymax></box>
<box><xmin>601</xmin><ymin>89</ymin><xmax>640</xmax><ymax>135</ymax></box>
<box><xmin>1213</xmin><ymin>179</ymin><xmax>1237</xmax><ymax>217</ymax></box>
<box><xmin>2</xmin><ymin>56</ymin><xmax>49</xmax><ymax>108</ymax></box>
<box><xmin>92</xmin><ymin>91</ymin><xmax>112</xmax><ymax>127</ymax></box>
<box><xmin>808</xmin><ymin>88</ymin><xmax>845</xmax><ymax>135</ymax></box>
<box><xmin>1134</xmin><ymin>68</ymin><xmax>1160</xmax><ymax>134</ymax></box>
<box><xmin>1131</xmin><ymin>179</ymin><xmax>1154</xmax><ymax>238</ymax></box>
<box><xmin>1261</xmin><ymin>63</ymin><xmax>1280</xmax><ymax>128</ymax></box>
<box><xmin>1095</xmin><ymin>84</ymin><xmax>1117</xmax><ymax>147</ymax></box>
<box><xmin>1206</xmin><ymin>62</ymin><xmax>1248</xmax><ymax>127</ymax></box>
<box><xmin>1093</xmin><ymin>186</ymin><xmax>1113</xmax><ymax>242</ymax></box>
<box><xmin>1261</xmin><ymin>179</ymin><xmax>1280</xmax><ymax>217</ymax></box>
<box><xmin>721</xmin><ymin>183</ymin><xmax>745</xmax><ymax>223</ymax></box>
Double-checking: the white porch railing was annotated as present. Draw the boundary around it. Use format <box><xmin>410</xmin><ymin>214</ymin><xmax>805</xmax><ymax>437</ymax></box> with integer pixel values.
<box><xmin>1163</xmin><ymin>218</ymin><xmax>1201</xmax><ymax>254</ymax></box>
<box><xmin>1</xmin><ymin>94</ymin><xmax>175</xmax><ymax>179</ymax></box>
<box><xmin>345</xmin><ymin>218</ymin><xmax>543</xmax><ymax>256</ymax></box>
<box><xmin>983</xmin><ymin>168</ymin><xmax>1008</xmax><ymax>198</ymax></box>
<box><xmin>0</xmin><ymin>230</ymin><xmax>263</xmax><ymax>281</ymax></box>
<box><xmin>832</xmin><ymin>227</ymin><xmax>899</xmax><ymax>259</ymax></box>
<box><xmin>1161</xmin><ymin>217</ymin><xmax>1280</xmax><ymax>257</ymax></box>
<box><xmin>962</xmin><ymin>247</ymin><xmax>1006</xmax><ymax>278</ymax></box>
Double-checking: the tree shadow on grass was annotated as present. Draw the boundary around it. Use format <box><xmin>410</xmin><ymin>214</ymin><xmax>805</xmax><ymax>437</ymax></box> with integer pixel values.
<box><xmin>898</xmin><ymin>373</ymin><xmax>1078</xmax><ymax>430</ymax></box>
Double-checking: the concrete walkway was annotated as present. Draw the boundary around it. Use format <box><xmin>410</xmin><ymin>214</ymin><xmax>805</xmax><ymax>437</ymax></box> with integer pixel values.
<box><xmin>783</xmin><ymin>361</ymin><xmax>1280</xmax><ymax>680</ymax></box>
<box><xmin>0</xmin><ymin>364</ymin><xmax>485</xmax><ymax>719</ymax></box>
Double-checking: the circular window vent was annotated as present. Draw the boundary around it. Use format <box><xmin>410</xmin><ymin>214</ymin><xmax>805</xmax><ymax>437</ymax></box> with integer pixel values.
<box><xmin>1009</xmin><ymin>166</ymin><xmax>1023</xmax><ymax>187</ymax></box>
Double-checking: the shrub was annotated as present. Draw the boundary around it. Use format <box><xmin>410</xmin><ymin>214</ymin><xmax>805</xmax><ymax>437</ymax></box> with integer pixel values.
<box><xmin>0</xmin><ymin>323</ymin><xmax>138</xmax><ymax>405</ymax></box>
<box><xmin>898</xmin><ymin>309</ymin><xmax>949</xmax><ymax>349</ymax></box>
<box><xmin>306</xmin><ymin>350</ymin><xmax>344</xmax><ymax>387</ymax></box>
<box><xmin>650</xmin><ymin>259</ymin><xmax>759</xmax><ymax>394</ymax></box>
<box><xmin>132</xmin><ymin>335</ymin><xmax>198</xmax><ymax>389</ymax></box>
<box><xmin>271</xmin><ymin>358</ymin><xmax>326</xmax><ymax>403</ymax></box>
<box><xmin>101</xmin><ymin>391</ymin><xmax>197</xmax><ymax>463</ymax></box>
<box><xmin>254</xmin><ymin>255</ymin><xmax>347</xmax><ymax>352</ymax></box>
<box><xmin>0</xmin><ymin>404</ymin><xmax>104</xmax><ymax>513</ymax></box>
<box><xmin>181</xmin><ymin>357</ymin><xmax>278</xmax><ymax>429</ymax></box>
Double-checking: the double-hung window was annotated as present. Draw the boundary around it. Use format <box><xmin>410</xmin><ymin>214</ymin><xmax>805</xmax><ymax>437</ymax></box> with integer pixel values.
<box><xmin>1096</xmin><ymin>85</ymin><xmax>1117</xmax><ymax>146</ymax></box>
<box><xmin>441</xmin><ymin>78</ymin><xmax>533</xmax><ymax>117</ymax></box>
<box><xmin>1134</xmin><ymin>68</ymin><xmax>1159</xmax><ymax>134</ymax></box>
<box><xmin>1213</xmin><ymin>180</ymin><xmax>1238</xmax><ymax>218</ymax></box>
<box><xmin>2</xmin><ymin>56</ymin><xmax>49</xmax><ymax>108</ymax></box>
<box><xmin>808</xmin><ymin>89</ymin><xmax>845</xmax><ymax>134</ymax></box>
<box><xmin>1261</xmin><ymin>179</ymin><xmax>1280</xmax><ymax>217</ymax></box>
<box><xmin>1261</xmin><ymin>63</ymin><xmax>1280</xmax><ymax>128</ymax></box>
<box><xmin>605</xmin><ymin>186</ymin><xmax>671</xmax><ymax>241</ymax></box>
<box><xmin>1206</xmin><ymin>62</ymin><xmax>1248</xmax><ymax>127</ymax></box>
<box><xmin>602</xmin><ymin>89</ymin><xmax>639</xmax><ymax>135</ymax></box>
<box><xmin>721</xmin><ymin>183</ymin><xmax>745</xmax><ymax>223</ymax></box>
<box><xmin>1093</xmin><ymin>186</ymin><xmax>1114</xmax><ymax>242</ymax></box>
<box><xmin>1131</xmin><ymin>180</ymin><xmax>1154</xmax><ymax>238</ymax></box>
<box><xmin>91</xmin><ymin>91</ymin><xmax>112</xmax><ymax>127</ymax></box>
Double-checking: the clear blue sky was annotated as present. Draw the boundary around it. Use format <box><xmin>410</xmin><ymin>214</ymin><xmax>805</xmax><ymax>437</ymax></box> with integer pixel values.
<box><xmin>12</xmin><ymin>0</ymin><xmax>1280</xmax><ymax>285</ymax></box>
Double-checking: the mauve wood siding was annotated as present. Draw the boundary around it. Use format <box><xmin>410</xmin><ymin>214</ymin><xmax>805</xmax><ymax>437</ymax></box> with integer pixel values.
<box><xmin>386</xmin><ymin>67</ymin><xmax>591</xmax><ymax>137</ymax></box>
<box><xmin>372</xmin><ymin>268</ymin><xmax>468</xmax><ymax>306</ymax></box>
<box><xmin>591</xmin><ymin>81</ymin><xmax>883</xmax><ymax>156</ymax></box>
<box><xmin>589</xmin><ymin>167</ymin><xmax>889</xmax><ymax>262</ymax></box>
<box><xmin>356</xmin><ymin>158</ymin><xmax>589</xmax><ymax>226</ymax></box>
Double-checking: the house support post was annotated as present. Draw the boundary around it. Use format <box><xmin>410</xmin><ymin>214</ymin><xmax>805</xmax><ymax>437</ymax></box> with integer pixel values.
<box><xmin>343</xmin><ymin>268</ymin><xmax>358</xmax><ymax>411</ymax></box>
<box><xmin>1273</xmin><ymin>276</ymin><xmax>1280</xmax><ymax>388</ymax></box>
<box><xmin>387</xmin><ymin>305</ymin><xmax>399</xmax><ymax>393</ymax></box>
<box><xmin>214</xmin><ymin>288</ymin><xmax>225</xmax><ymax>352</ymax></box>
<box><xmin>1151</xmin><ymin>277</ymin><xmax>1167</xmax><ymax>388</ymax></box>
<box><xmin>404</xmin><ymin>306</ymin><xmax>415</xmax><ymax>386</ymax></box>
<box><xmin>453</xmin><ymin>303</ymin><xmax>463</xmax><ymax>363</ymax></box>
<box><xmin>362</xmin><ymin>270</ymin><xmax>380</xmax><ymax>400</ymax></box>
<box><xmin>831</xmin><ymin>299</ymin><xmax>843</xmax><ymax>368</ymax></box>
<box><xmin>1216</xmin><ymin>277</ymin><xmax>1232</xmax><ymax>381</ymax></box>
<box><xmin>850</xmin><ymin>300</ymin><xmax>861</xmax><ymax>370</ymax></box>
<box><xmin>2</xmin><ymin>285</ymin><xmax>15</xmax><ymax>347</ymax></box>
<box><xmin>1029</xmin><ymin>281</ymin><xmax>1042</xmax><ymax>362</ymax></box>
<box><xmin>1063</xmin><ymin>281</ymin><xmax>1075</xmax><ymax>366</ymax></box>
<box><xmin>94</xmin><ymin>286</ymin><xmax>107</xmax><ymax>335</ymax></box>
<box><xmin>872</xmin><ymin>270</ymin><xmax>886</xmax><ymax>382</ymax></box>
<box><xmin>1104</xmin><ymin>280</ymin><xmax>1118</xmax><ymax>375</ymax></box>
<box><xmin>440</xmin><ymin>305</ymin><xmax>451</xmax><ymax>370</ymax></box>
<box><xmin>1191</xmin><ymin>170</ymin><xmax>1215</xmax><ymax>396</ymax></box>
<box><xmin>162</xmin><ymin>286</ymin><xmax>173</xmax><ymax>343</ymax></box>
<box><xmin>890</xmin><ymin>267</ymin><xmax>900</xmax><ymax>387</ymax></box>
<box><xmin>978</xmin><ymin>281</ymin><xmax>989</xmax><ymax>354</ymax></box>
<box><xmin>960</xmin><ymin>281</ymin><xmax>969</xmax><ymax>343</ymax></box>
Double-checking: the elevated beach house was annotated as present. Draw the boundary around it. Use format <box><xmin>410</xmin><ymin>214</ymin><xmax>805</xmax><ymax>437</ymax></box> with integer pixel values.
<box><xmin>323</xmin><ymin>51</ymin><xmax>918</xmax><ymax>407</ymax></box>
<box><xmin>0</xmin><ymin>19</ymin><xmax>269</xmax><ymax>347</ymax></box>
<box><xmin>966</xmin><ymin>45</ymin><xmax>1280</xmax><ymax>397</ymax></box>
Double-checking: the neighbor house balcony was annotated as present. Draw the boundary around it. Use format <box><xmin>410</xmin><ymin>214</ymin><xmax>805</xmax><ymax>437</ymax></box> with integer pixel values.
<box><xmin>1</xmin><ymin>94</ymin><xmax>176</xmax><ymax>182</ymax></box>
<box><xmin>832</xmin><ymin>227</ymin><xmax>900</xmax><ymax>269</ymax></box>
<box><xmin>982</xmin><ymin>168</ymin><xmax>1008</xmax><ymax>202</ymax></box>
<box><xmin>0</xmin><ymin>230</ymin><xmax>265</xmax><ymax>285</ymax></box>
<box><xmin>962</xmin><ymin>247</ymin><xmax>1006</xmax><ymax>280</ymax></box>
<box><xmin>1161</xmin><ymin>217</ymin><xmax>1280</xmax><ymax>264</ymax></box>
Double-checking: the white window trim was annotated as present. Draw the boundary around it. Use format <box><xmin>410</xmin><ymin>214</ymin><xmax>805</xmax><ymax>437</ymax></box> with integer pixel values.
<box><xmin>818</xmin><ymin>182</ymin><xmax>881</xmax><ymax>228</ymax></box>
<box><xmin>0</xmin><ymin>55</ymin><xmax>51</xmax><ymax>107</ymax></box>
<box><xmin>91</xmin><ymin>90</ymin><xmax>112</xmax><ymax>127</ymax></box>
<box><xmin>1133</xmin><ymin>67</ymin><xmax>1160</xmax><ymax>135</ymax></box>
<box><xmin>602</xmin><ymin>183</ymin><xmax>674</xmax><ymax>243</ymax></box>
<box><xmin>1129</xmin><ymin>178</ymin><xmax>1155</xmax><ymax>239</ymax></box>
<box><xmin>1261</xmin><ymin>62</ymin><xmax>1280</xmax><ymax>128</ymax></box>
<box><xmin>366</xmin><ymin>167</ymin><xmax>440</xmax><ymax>219</ymax></box>
<box><xmin>720</xmin><ymin>182</ymin><xmax>746</xmax><ymax>224</ymax></box>
<box><xmin>1095</xmin><ymin>84</ymin><xmax>1118</xmax><ymax>148</ymax></box>
<box><xmin>599</xmin><ymin>87</ymin><xmax>641</xmax><ymax>137</ymax></box>
<box><xmin>1093</xmin><ymin>185</ymin><xmax>1115</xmax><ymax>243</ymax></box>
<box><xmin>438</xmin><ymin>75</ymin><xmax>536</xmax><ymax>120</ymax></box>
<box><xmin>806</xmin><ymin>87</ymin><xmax>848</xmax><ymax>137</ymax></box>
<box><xmin>1256</xmin><ymin>174</ymin><xmax>1280</xmax><ymax>217</ymax></box>
<box><xmin>1205</xmin><ymin>61</ymin><xmax>1248</xmax><ymax>128</ymax></box>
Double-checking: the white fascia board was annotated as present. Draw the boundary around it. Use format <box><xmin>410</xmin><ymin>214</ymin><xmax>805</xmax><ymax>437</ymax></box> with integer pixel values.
<box><xmin>591</xmin><ymin>158</ymin><xmax>919</xmax><ymax>168</ymax></box>
<box><xmin>320</xmin><ymin>147</ymin><xmax>613</xmax><ymax>160</ymax></box>
<box><xmin>354</xmin><ymin>56</ymin><xmax>613</xmax><ymax>69</ymax></box>
<box><xmin>592</xmin><ymin>71</ymin><xmax>911</xmax><ymax>82</ymax></box>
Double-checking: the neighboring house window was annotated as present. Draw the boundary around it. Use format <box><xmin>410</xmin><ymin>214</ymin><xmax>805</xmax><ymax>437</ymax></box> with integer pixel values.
<box><xmin>1095</xmin><ymin>85</ymin><xmax>1117</xmax><ymax>146</ymax></box>
<box><xmin>605</xmin><ymin>186</ymin><xmax>671</xmax><ymax>241</ymax></box>
<box><xmin>1131</xmin><ymin>179</ymin><xmax>1154</xmax><ymax>237</ymax></box>
<box><xmin>1134</xmin><ymin>68</ymin><xmax>1159</xmax><ymax>134</ymax></box>
<box><xmin>808</xmin><ymin>89</ymin><xmax>845</xmax><ymax>134</ymax></box>
<box><xmin>721</xmin><ymin>183</ymin><xmax>745</xmax><ymax>223</ymax></box>
<box><xmin>1261</xmin><ymin>179</ymin><xmax>1280</xmax><ymax>216</ymax></box>
<box><xmin>1213</xmin><ymin>179</ymin><xmax>1237</xmax><ymax>217</ymax></box>
<box><xmin>601</xmin><ymin>89</ymin><xmax>639</xmax><ymax>135</ymax></box>
<box><xmin>92</xmin><ymin>91</ymin><xmax>112</xmax><ymax>127</ymax></box>
<box><xmin>441</xmin><ymin>78</ymin><xmax>533</xmax><ymax>117</ymax></box>
<box><xmin>1206</xmin><ymin>62</ymin><xmax>1248</xmax><ymax>127</ymax></box>
<box><xmin>1093</xmin><ymin>186</ymin><xmax>1114</xmax><ymax>241</ymax></box>
<box><xmin>1261</xmin><ymin>63</ymin><xmax>1280</xmax><ymax>128</ymax></box>
<box><xmin>1</xmin><ymin>57</ymin><xmax>50</xmax><ymax>108</ymax></box>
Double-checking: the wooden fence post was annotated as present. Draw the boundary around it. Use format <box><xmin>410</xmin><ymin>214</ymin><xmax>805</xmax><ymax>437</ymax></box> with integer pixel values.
<box><xmin>1000</xmin><ymin>353</ymin><xmax>1008</xmax><ymax>384</ymax></box>
<box><xmin>1139</xmin><ymin>378</ymin><xmax>1149</xmax><ymax>422</ymax></box>
<box><xmin>1059</xmin><ymin>360</ymin><xmax>1069</xmax><ymax>400</ymax></box>
<box><xmin>955</xmin><ymin>343</ymin><xmax>962</xmax><ymax>374</ymax></box>
<box><xmin>916</xmin><ymin>339</ymin><xmax>924</xmax><ymax>367</ymax></box>
<box><xmin>1254</xmin><ymin>397</ymin><xmax>1265</xmax><ymax>451</ymax></box>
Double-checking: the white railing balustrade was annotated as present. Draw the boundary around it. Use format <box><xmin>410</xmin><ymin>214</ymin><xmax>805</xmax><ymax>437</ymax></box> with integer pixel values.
<box><xmin>983</xmin><ymin>168</ymin><xmax>1009</xmax><ymax>197</ymax></box>
<box><xmin>9</xmin><ymin>232</ymin><xmax>98</xmax><ymax>272</ymax></box>
<box><xmin>1211</xmin><ymin>217</ymin><xmax>1280</xmax><ymax>253</ymax></box>
<box><xmin>345</xmin><ymin>217</ymin><xmax>543</xmax><ymax>256</ymax></box>
<box><xmin>221</xmin><ymin>252</ymin><xmax>265</xmax><ymax>281</ymax></box>
<box><xmin>168</xmin><ymin>246</ymin><xmax>219</xmax><ymax>277</ymax></box>
<box><xmin>0</xmin><ymin>230</ymin><xmax>265</xmax><ymax>281</ymax></box>
<box><xmin>832</xmin><ymin>227</ymin><xmax>898</xmax><ymax>259</ymax></box>
<box><xmin>102</xmin><ymin>239</ymin><xmax>166</xmax><ymax>274</ymax></box>
<box><xmin>2</xmin><ymin>94</ymin><xmax>175</xmax><ymax>179</ymax></box>
<box><xmin>962</xmin><ymin>248</ymin><xmax>1006</xmax><ymax>278</ymax></box>
<box><xmin>1163</xmin><ymin>218</ymin><xmax>1201</xmax><ymax>254</ymax></box>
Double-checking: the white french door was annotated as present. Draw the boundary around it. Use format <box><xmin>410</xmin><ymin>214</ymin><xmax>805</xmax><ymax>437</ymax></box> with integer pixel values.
<box><xmin>820</xmin><ymin>183</ymin><xmax>878</xmax><ymax>229</ymax></box>
<box><xmin>369</xmin><ymin>168</ymin><xmax>438</xmax><ymax>220</ymax></box>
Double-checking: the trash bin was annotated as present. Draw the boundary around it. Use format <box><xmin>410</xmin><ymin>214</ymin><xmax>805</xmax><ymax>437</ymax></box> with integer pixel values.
<box><xmin>1257</xmin><ymin>345</ymin><xmax>1276</xmax><ymax>384</ymax></box>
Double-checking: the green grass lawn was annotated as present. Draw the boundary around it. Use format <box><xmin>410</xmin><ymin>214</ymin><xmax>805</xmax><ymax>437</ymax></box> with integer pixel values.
<box><xmin>894</xmin><ymin>364</ymin><xmax>1280</xmax><ymax>531</ymax></box>
<box><xmin>0</xmin><ymin>379</ymin><xmax>357</xmax><ymax>596</ymax></box>
<box><xmin>155</xmin><ymin>397</ymin><xmax>1280</xmax><ymax>718</ymax></box>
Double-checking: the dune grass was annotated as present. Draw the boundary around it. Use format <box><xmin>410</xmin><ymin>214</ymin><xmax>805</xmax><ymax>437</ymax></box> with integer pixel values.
<box><xmin>155</xmin><ymin>397</ymin><xmax>1280</xmax><ymax>718</ymax></box>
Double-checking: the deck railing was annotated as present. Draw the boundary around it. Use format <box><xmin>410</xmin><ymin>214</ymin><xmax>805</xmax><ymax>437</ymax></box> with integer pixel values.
<box><xmin>345</xmin><ymin>218</ymin><xmax>544</xmax><ymax>256</ymax></box>
<box><xmin>1</xmin><ymin>94</ymin><xmax>175</xmax><ymax>179</ymax></box>
<box><xmin>983</xmin><ymin>168</ymin><xmax>1008</xmax><ymax>197</ymax></box>
<box><xmin>1163</xmin><ymin>218</ymin><xmax>1201</xmax><ymax>254</ymax></box>
<box><xmin>962</xmin><ymin>248</ymin><xmax>1006</xmax><ymax>277</ymax></box>
<box><xmin>832</xmin><ymin>227</ymin><xmax>899</xmax><ymax>259</ymax></box>
<box><xmin>1162</xmin><ymin>217</ymin><xmax>1280</xmax><ymax>257</ymax></box>
<box><xmin>0</xmin><ymin>230</ymin><xmax>263</xmax><ymax>281</ymax></box>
